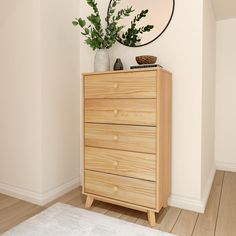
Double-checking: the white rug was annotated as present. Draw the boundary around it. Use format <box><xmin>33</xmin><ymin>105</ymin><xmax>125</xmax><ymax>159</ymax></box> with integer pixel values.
<box><xmin>2</xmin><ymin>203</ymin><xmax>175</xmax><ymax>236</ymax></box>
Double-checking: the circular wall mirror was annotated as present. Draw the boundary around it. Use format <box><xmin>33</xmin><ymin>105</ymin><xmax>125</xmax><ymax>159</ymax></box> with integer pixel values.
<box><xmin>107</xmin><ymin>0</ymin><xmax>175</xmax><ymax>47</ymax></box>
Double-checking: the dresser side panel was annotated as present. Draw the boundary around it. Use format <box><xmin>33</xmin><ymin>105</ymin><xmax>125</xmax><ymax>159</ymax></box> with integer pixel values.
<box><xmin>157</xmin><ymin>69</ymin><xmax>172</xmax><ymax>210</ymax></box>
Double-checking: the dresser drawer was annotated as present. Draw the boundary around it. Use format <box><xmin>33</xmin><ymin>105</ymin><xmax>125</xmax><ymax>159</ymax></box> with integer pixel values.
<box><xmin>84</xmin><ymin>170</ymin><xmax>156</xmax><ymax>208</ymax></box>
<box><xmin>84</xmin><ymin>71</ymin><xmax>157</xmax><ymax>99</ymax></box>
<box><xmin>85</xmin><ymin>123</ymin><xmax>156</xmax><ymax>154</ymax></box>
<box><xmin>84</xmin><ymin>99</ymin><xmax>156</xmax><ymax>126</ymax></box>
<box><xmin>85</xmin><ymin>147</ymin><xmax>156</xmax><ymax>181</ymax></box>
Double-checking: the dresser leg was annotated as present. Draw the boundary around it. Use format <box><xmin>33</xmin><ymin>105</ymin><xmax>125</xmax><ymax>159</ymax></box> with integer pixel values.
<box><xmin>147</xmin><ymin>210</ymin><xmax>156</xmax><ymax>227</ymax></box>
<box><xmin>85</xmin><ymin>195</ymin><xmax>94</xmax><ymax>209</ymax></box>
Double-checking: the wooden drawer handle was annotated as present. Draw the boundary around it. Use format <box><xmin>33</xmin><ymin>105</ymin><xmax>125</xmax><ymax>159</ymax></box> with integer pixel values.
<box><xmin>113</xmin><ymin>186</ymin><xmax>118</xmax><ymax>192</ymax></box>
<box><xmin>113</xmin><ymin>83</ymin><xmax>119</xmax><ymax>89</ymax></box>
<box><xmin>113</xmin><ymin>109</ymin><xmax>119</xmax><ymax>115</ymax></box>
<box><xmin>113</xmin><ymin>161</ymin><xmax>119</xmax><ymax>168</ymax></box>
<box><xmin>113</xmin><ymin>135</ymin><xmax>119</xmax><ymax>141</ymax></box>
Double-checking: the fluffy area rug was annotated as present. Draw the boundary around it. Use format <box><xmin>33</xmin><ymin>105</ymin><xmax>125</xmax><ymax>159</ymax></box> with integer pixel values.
<box><xmin>2</xmin><ymin>203</ymin><xmax>175</xmax><ymax>236</ymax></box>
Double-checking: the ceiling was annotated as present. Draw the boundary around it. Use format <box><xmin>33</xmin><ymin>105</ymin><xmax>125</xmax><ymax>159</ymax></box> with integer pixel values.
<box><xmin>212</xmin><ymin>0</ymin><xmax>236</xmax><ymax>20</ymax></box>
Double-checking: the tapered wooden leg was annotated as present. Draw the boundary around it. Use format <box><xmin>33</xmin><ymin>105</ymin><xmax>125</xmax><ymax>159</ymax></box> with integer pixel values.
<box><xmin>147</xmin><ymin>210</ymin><xmax>156</xmax><ymax>227</ymax></box>
<box><xmin>85</xmin><ymin>195</ymin><xmax>94</xmax><ymax>209</ymax></box>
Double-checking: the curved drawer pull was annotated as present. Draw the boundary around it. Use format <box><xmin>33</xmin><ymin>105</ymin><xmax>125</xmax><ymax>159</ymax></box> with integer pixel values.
<box><xmin>113</xmin><ymin>83</ymin><xmax>119</xmax><ymax>89</ymax></box>
<box><xmin>113</xmin><ymin>186</ymin><xmax>118</xmax><ymax>192</ymax></box>
<box><xmin>113</xmin><ymin>135</ymin><xmax>119</xmax><ymax>141</ymax></box>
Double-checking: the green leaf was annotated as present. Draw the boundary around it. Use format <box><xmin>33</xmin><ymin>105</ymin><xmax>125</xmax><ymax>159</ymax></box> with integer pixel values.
<box><xmin>85</xmin><ymin>28</ymin><xmax>90</xmax><ymax>34</ymax></box>
<box><xmin>78</xmin><ymin>18</ymin><xmax>86</xmax><ymax>28</ymax></box>
<box><xmin>72</xmin><ymin>21</ymin><xmax>78</xmax><ymax>26</ymax></box>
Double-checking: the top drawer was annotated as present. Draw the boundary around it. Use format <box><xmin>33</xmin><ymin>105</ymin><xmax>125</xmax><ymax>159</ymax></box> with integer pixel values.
<box><xmin>84</xmin><ymin>71</ymin><xmax>157</xmax><ymax>99</ymax></box>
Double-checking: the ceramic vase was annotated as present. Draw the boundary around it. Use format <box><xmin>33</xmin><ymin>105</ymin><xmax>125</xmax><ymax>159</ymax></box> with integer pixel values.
<box><xmin>94</xmin><ymin>49</ymin><xmax>110</xmax><ymax>72</ymax></box>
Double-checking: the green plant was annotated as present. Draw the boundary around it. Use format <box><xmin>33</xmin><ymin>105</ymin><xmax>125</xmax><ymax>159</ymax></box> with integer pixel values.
<box><xmin>72</xmin><ymin>0</ymin><xmax>134</xmax><ymax>50</ymax></box>
<box><xmin>117</xmin><ymin>9</ymin><xmax>154</xmax><ymax>47</ymax></box>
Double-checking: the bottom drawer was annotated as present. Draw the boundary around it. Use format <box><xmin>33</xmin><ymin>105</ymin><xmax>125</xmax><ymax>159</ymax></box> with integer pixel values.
<box><xmin>84</xmin><ymin>170</ymin><xmax>156</xmax><ymax>208</ymax></box>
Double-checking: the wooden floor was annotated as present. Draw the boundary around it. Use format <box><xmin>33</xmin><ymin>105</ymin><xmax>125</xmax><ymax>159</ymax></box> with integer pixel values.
<box><xmin>0</xmin><ymin>170</ymin><xmax>235</xmax><ymax>235</ymax></box>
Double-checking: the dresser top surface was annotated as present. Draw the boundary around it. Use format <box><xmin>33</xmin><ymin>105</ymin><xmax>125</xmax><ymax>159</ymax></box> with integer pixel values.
<box><xmin>83</xmin><ymin>67</ymin><xmax>171</xmax><ymax>76</ymax></box>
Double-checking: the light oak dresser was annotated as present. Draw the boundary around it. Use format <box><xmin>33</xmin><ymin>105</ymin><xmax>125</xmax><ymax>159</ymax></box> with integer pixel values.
<box><xmin>82</xmin><ymin>68</ymin><xmax>172</xmax><ymax>226</ymax></box>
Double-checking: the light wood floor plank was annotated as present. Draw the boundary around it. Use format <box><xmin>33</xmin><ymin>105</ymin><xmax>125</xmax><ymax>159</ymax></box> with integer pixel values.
<box><xmin>119</xmin><ymin>208</ymin><xmax>142</xmax><ymax>223</ymax></box>
<box><xmin>171</xmin><ymin>210</ymin><xmax>198</xmax><ymax>236</ymax></box>
<box><xmin>91</xmin><ymin>201</ymin><xmax>113</xmax><ymax>214</ymax></box>
<box><xmin>105</xmin><ymin>204</ymin><xmax>128</xmax><ymax>218</ymax></box>
<box><xmin>0</xmin><ymin>195</ymin><xmax>20</xmax><ymax>211</ymax></box>
<box><xmin>135</xmin><ymin>207</ymin><xmax>181</xmax><ymax>229</ymax></box>
<box><xmin>135</xmin><ymin>212</ymin><xmax>150</xmax><ymax>226</ymax></box>
<box><xmin>155</xmin><ymin>207</ymin><xmax>181</xmax><ymax>232</ymax></box>
<box><xmin>192</xmin><ymin>171</ymin><xmax>224</xmax><ymax>236</ymax></box>
<box><xmin>0</xmin><ymin>194</ymin><xmax>7</xmax><ymax>200</ymax></box>
<box><xmin>66</xmin><ymin>193</ymin><xmax>88</xmax><ymax>208</ymax></box>
<box><xmin>215</xmin><ymin>171</ymin><xmax>236</xmax><ymax>236</ymax></box>
<box><xmin>0</xmin><ymin>201</ymin><xmax>43</xmax><ymax>234</ymax></box>
<box><xmin>45</xmin><ymin>187</ymin><xmax>82</xmax><ymax>208</ymax></box>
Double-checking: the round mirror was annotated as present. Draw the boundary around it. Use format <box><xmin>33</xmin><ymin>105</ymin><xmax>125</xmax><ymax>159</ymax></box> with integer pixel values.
<box><xmin>107</xmin><ymin>0</ymin><xmax>175</xmax><ymax>47</ymax></box>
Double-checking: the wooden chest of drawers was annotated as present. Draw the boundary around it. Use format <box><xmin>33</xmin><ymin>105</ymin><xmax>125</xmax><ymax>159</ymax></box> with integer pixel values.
<box><xmin>82</xmin><ymin>68</ymin><xmax>172</xmax><ymax>226</ymax></box>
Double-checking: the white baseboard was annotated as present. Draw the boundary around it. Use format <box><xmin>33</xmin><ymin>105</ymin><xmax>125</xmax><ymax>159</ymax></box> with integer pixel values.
<box><xmin>0</xmin><ymin>183</ymin><xmax>43</xmax><ymax>205</ymax></box>
<box><xmin>168</xmin><ymin>166</ymin><xmax>216</xmax><ymax>213</ymax></box>
<box><xmin>168</xmin><ymin>194</ymin><xmax>205</xmax><ymax>213</ymax></box>
<box><xmin>0</xmin><ymin>177</ymin><xmax>81</xmax><ymax>206</ymax></box>
<box><xmin>216</xmin><ymin>161</ymin><xmax>236</xmax><ymax>173</ymax></box>
<box><xmin>200</xmin><ymin>166</ymin><xmax>216</xmax><ymax>212</ymax></box>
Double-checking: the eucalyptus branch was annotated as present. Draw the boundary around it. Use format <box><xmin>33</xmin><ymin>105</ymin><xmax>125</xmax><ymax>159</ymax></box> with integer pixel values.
<box><xmin>117</xmin><ymin>9</ymin><xmax>154</xmax><ymax>47</ymax></box>
<box><xmin>72</xmin><ymin>0</ymin><xmax>134</xmax><ymax>50</ymax></box>
<box><xmin>72</xmin><ymin>0</ymin><xmax>153</xmax><ymax>49</ymax></box>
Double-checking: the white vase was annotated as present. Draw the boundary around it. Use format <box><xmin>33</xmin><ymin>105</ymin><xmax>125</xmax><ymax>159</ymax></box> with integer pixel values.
<box><xmin>94</xmin><ymin>49</ymin><xmax>110</xmax><ymax>72</ymax></box>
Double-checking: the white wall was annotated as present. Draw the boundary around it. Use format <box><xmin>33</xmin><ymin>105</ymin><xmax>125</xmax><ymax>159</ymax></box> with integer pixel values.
<box><xmin>212</xmin><ymin>0</ymin><xmax>236</xmax><ymax>21</ymax></box>
<box><xmin>0</xmin><ymin>0</ymin><xmax>80</xmax><ymax>204</ymax></box>
<box><xmin>79</xmin><ymin>0</ymin><xmax>208</xmax><ymax>211</ymax></box>
<box><xmin>40</xmin><ymin>0</ymin><xmax>80</xmax><ymax>193</ymax></box>
<box><xmin>215</xmin><ymin>19</ymin><xmax>236</xmax><ymax>172</ymax></box>
<box><xmin>201</xmin><ymin>0</ymin><xmax>216</xmax><ymax>203</ymax></box>
<box><xmin>0</xmin><ymin>0</ymin><xmax>42</xmax><ymax>193</ymax></box>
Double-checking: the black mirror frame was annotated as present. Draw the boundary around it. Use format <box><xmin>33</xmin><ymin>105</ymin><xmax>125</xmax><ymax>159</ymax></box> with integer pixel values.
<box><xmin>107</xmin><ymin>0</ymin><xmax>175</xmax><ymax>47</ymax></box>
